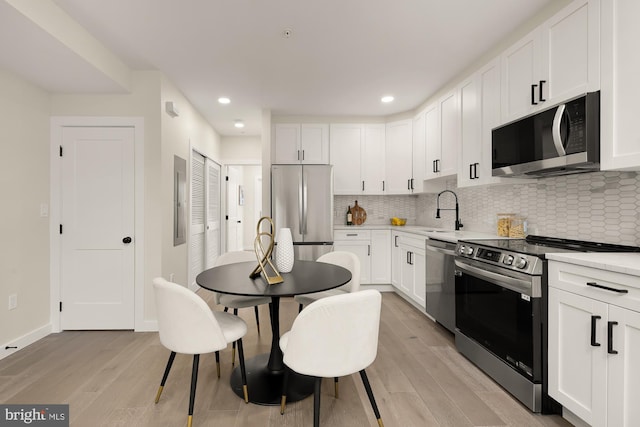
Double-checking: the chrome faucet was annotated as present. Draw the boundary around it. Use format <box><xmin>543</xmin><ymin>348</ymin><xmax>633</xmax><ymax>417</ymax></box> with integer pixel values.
<box><xmin>435</xmin><ymin>190</ymin><xmax>463</xmax><ymax>231</ymax></box>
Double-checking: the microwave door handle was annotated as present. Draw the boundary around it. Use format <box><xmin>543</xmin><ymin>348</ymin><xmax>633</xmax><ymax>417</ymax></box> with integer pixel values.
<box><xmin>552</xmin><ymin>104</ymin><xmax>567</xmax><ymax>156</ymax></box>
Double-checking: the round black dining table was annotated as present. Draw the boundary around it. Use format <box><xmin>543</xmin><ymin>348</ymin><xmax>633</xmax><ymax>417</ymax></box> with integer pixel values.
<box><xmin>196</xmin><ymin>260</ymin><xmax>352</xmax><ymax>405</ymax></box>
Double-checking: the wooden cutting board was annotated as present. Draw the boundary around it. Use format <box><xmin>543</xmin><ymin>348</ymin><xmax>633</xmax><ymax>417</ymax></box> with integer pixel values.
<box><xmin>351</xmin><ymin>201</ymin><xmax>367</xmax><ymax>225</ymax></box>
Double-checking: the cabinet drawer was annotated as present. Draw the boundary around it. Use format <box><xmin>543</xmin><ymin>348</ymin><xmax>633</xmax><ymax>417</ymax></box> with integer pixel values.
<box><xmin>334</xmin><ymin>229</ymin><xmax>371</xmax><ymax>241</ymax></box>
<box><xmin>549</xmin><ymin>261</ymin><xmax>640</xmax><ymax>313</ymax></box>
<box><xmin>392</xmin><ymin>232</ymin><xmax>425</xmax><ymax>250</ymax></box>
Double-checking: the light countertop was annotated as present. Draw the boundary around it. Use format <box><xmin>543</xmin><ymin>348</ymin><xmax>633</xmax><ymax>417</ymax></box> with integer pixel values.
<box><xmin>334</xmin><ymin>224</ymin><xmax>501</xmax><ymax>243</ymax></box>
<box><xmin>546</xmin><ymin>252</ymin><xmax>640</xmax><ymax>277</ymax></box>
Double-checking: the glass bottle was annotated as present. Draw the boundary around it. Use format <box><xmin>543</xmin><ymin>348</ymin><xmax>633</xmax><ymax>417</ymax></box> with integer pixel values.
<box><xmin>346</xmin><ymin>205</ymin><xmax>353</xmax><ymax>225</ymax></box>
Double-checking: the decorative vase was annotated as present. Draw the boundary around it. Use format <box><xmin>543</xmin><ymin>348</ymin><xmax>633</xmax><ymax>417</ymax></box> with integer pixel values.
<box><xmin>275</xmin><ymin>228</ymin><xmax>294</xmax><ymax>273</ymax></box>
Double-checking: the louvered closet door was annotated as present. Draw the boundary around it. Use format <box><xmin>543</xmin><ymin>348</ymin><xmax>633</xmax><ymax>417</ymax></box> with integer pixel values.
<box><xmin>190</xmin><ymin>152</ymin><xmax>206</xmax><ymax>288</ymax></box>
<box><xmin>205</xmin><ymin>158</ymin><xmax>221</xmax><ymax>268</ymax></box>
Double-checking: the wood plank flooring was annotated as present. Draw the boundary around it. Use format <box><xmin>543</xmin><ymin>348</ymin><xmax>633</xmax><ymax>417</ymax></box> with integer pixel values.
<box><xmin>0</xmin><ymin>292</ymin><xmax>572</xmax><ymax>427</ymax></box>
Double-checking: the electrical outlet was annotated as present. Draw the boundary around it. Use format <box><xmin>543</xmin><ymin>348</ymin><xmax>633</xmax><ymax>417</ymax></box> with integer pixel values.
<box><xmin>169</xmin><ymin>273</ymin><xmax>175</xmax><ymax>282</ymax></box>
<box><xmin>8</xmin><ymin>294</ymin><xmax>17</xmax><ymax>310</ymax></box>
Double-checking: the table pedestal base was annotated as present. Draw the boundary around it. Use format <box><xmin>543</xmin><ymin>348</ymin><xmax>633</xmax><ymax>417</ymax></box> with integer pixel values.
<box><xmin>230</xmin><ymin>353</ymin><xmax>314</xmax><ymax>405</ymax></box>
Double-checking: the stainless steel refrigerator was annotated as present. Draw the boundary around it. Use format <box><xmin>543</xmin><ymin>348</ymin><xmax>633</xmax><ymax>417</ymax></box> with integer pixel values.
<box><xmin>271</xmin><ymin>164</ymin><xmax>334</xmax><ymax>261</ymax></box>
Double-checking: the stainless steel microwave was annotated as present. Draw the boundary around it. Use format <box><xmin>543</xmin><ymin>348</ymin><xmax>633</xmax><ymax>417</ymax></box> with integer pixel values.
<box><xmin>492</xmin><ymin>91</ymin><xmax>600</xmax><ymax>178</ymax></box>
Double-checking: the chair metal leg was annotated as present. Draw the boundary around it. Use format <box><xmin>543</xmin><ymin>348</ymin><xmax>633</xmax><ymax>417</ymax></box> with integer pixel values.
<box><xmin>223</xmin><ymin>306</ymin><xmax>229</xmax><ymax>312</ymax></box>
<box><xmin>298</xmin><ymin>303</ymin><xmax>303</xmax><ymax>313</ymax></box>
<box><xmin>313</xmin><ymin>377</ymin><xmax>322</xmax><ymax>427</ymax></box>
<box><xmin>155</xmin><ymin>351</ymin><xmax>176</xmax><ymax>403</ymax></box>
<box><xmin>188</xmin><ymin>354</ymin><xmax>200</xmax><ymax>427</ymax></box>
<box><xmin>231</xmin><ymin>308</ymin><xmax>238</xmax><ymax>367</ymax></box>
<box><xmin>215</xmin><ymin>351</ymin><xmax>220</xmax><ymax>378</ymax></box>
<box><xmin>334</xmin><ymin>377</ymin><xmax>339</xmax><ymax>398</ymax></box>
<box><xmin>254</xmin><ymin>305</ymin><xmax>261</xmax><ymax>334</ymax></box>
<box><xmin>359</xmin><ymin>369</ymin><xmax>384</xmax><ymax>427</ymax></box>
<box><xmin>237</xmin><ymin>338</ymin><xmax>249</xmax><ymax>403</ymax></box>
<box><xmin>280</xmin><ymin>368</ymin><xmax>290</xmax><ymax>415</ymax></box>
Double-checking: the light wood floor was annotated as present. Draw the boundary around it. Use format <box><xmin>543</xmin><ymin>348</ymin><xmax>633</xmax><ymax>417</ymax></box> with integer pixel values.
<box><xmin>0</xmin><ymin>292</ymin><xmax>571</xmax><ymax>427</ymax></box>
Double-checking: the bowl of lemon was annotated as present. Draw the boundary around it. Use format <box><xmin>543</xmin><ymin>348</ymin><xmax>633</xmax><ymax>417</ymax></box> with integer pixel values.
<box><xmin>390</xmin><ymin>217</ymin><xmax>407</xmax><ymax>226</ymax></box>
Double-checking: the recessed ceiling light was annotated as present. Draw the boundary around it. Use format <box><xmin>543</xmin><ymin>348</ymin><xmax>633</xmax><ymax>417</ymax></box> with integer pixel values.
<box><xmin>381</xmin><ymin>95</ymin><xmax>394</xmax><ymax>103</ymax></box>
<box><xmin>218</xmin><ymin>97</ymin><xmax>230</xmax><ymax>104</ymax></box>
<box><xmin>234</xmin><ymin>120</ymin><xmax>245</xmax><ymax>129</ymax></box>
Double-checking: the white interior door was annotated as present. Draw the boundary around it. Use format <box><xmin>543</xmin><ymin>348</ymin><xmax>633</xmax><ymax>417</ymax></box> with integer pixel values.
<box><xmin>190</xmin><ymin>152</ymin><xmax>205</xmax><ymax>288</ymax></box>
<box><xmin>205</xmin><ymin>158</ymin><xmax>221</xmax><ymax>268</ymax></box>
<box><xmin>60</xmin><ymin>126</ymin><xmax>134</xmax><ymax>330</ymax></box>
<box><xmin>226</xmin><ymin>166</ymin><xmax>243</xmax><ymax>251</ymax></box>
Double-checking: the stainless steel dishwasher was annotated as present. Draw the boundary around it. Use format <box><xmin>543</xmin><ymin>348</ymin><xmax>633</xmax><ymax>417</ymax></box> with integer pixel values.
<box><xmin>425</xmin><ymin>238</ymin><xmax>456</xmax><ymax>333</ymax></box>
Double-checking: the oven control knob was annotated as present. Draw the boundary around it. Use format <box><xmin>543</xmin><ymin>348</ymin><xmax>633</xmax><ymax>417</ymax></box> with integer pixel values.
<box><xmin>503</xmin><ymin>255</ymin><xmax>514</xmax><ymax>265</ymax></box>
<box><xmin>515</xmin><ymin>257</ymin><xmax>528</xmax><ymax>269</ymax></box>
<box><xmin>458</xmin><ymin>245</ymin><xmax>466</xmax><ymax>255</ymax></box>
<box><xmin>465</xmin><ymin>246</ymin><xmax>474</xmax><ymax>256</ymax></box>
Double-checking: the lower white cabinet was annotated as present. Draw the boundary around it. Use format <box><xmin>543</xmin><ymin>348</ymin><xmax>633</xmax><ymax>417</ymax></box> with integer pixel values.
<box><xmin>548</xmin><ymin>260</ymin><xmax>640</xmax><ymax>427</ymax></box>
<box><xmin>391</xmin><ymin>231</ymin><xmax>426</xmax><ymax>308</ymax></box>
<box><xmin>333</xmin><ymin>229</ymin><xmax>390</xmax><ymax>285</ymax></box>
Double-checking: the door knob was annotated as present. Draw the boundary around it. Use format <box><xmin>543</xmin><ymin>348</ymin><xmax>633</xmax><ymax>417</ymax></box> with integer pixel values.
<box><xmin>122</xmin><ymin>236</ymin><xmax>132</xmax><ymax>244</ymax></box>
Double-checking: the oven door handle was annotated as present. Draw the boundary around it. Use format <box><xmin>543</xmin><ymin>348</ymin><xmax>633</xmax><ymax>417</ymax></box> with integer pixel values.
<box><xmin>454</xmin><ymin>259</ymin><xmax>537</xmax><ymax>297</ymax></box>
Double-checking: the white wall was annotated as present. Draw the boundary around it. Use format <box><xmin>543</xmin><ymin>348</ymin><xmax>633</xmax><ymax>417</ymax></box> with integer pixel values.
<box><xmin>221</xmin><ymin>135</ymin><xmax>261</xmax><ymax>164</ymax></box>
<box><xmin>0</xmin><ymin>69</ymin><xmax>52</xmax><ymax>350</ymax></box>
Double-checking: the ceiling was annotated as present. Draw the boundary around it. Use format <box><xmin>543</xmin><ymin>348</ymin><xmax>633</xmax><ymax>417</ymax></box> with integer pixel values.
<box><xmin>1</xmin><ymin>0</ymin><xmax>556</xmax><ymax>136</ymax></box>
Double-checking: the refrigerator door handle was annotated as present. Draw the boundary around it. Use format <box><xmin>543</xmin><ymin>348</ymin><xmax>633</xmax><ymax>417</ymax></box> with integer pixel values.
<box><xmin>298</xmin><ymin>171</ymin><xmax>304</xmax><ymax>235</ymax></box>
<box><xmin>302</xmin><ymin>169</ymin><xmax>308</xmax><ymax>235</ymax></box>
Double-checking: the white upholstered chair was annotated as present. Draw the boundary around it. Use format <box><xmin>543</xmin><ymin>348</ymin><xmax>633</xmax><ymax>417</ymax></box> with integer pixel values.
<box><xmin>279</xmin><ymin>289</ymin><xmax>384</xmax><ymax>427</ymax></box>
<box><xmin>294</xmin><ymin>251</ymin><xmax>361</xmax><ymax>312</ymax></box>
<box><xmin>152</xmin><ymin>277</ymin><xmax>249</xmax><ymax>427</ymax></box>
<box><xmin>214</xmin><ymin>251</ymin><xmax>271</xmax><ymax>365</ymax></box>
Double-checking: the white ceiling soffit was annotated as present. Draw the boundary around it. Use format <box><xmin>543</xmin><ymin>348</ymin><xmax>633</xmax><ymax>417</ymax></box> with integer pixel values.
<box><xmin>3</xmin><ymin>0</ymin><xmax>557</xmax><ymax>136</ymax></box>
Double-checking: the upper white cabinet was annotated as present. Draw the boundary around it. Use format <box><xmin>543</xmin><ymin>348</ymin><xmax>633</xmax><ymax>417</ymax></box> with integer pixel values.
<box><xmin>385</xmin><ymin>119</ymin><xmax>414</xmax><ymax>194</ymax></box>
<box><xmin>330</xmin><ymin>124</ymin><xmax>386</xmax><ymax>195</ymax></box>
<box><xmin>601</xmin><ymin>0</ymin><xmax>640</xmax><ymax>170</ymax></box>
<box><xmin>425</xmin><ymin>90</ymin><xmax>459</xmax><ymax>181</ymax></box>
<box><xmin>411</xmin><ymin>111</ymin><xmax>426</xmax><ymax>193</ymax></box>
<box><xmin>273</xmin><ymin>123</ymin><xmax>329</xmax><ymax>164</ymax></box>
<box><xmin>501</xmin><ymin>0</ymin><xmax>599</xmax><ymax>123</ymax></box>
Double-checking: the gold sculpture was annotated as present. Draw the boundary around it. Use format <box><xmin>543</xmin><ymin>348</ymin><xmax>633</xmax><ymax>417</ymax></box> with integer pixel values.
<box><xmin>250</xmin><ymin>216</ymin><xmax>284</xmax><ymax>284</ymax></box>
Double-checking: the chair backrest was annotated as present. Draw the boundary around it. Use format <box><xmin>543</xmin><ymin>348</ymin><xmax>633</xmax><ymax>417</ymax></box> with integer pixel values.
<box><xmin>153</xmin><ymin>277</ymin><xmax>228</xmax><ymax>354</ymax></box>
<box><xmin>283</xmin><ymin>289</ymin><xmax>382</xmax><ymax>378</ymax></box>
<box><xmin>317</xmin><ymin>251</ymin><xmax>361</xmax><ymax>293</ymax></box>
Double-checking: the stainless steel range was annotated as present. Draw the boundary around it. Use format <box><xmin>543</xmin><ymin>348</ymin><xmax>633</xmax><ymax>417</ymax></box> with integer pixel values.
<box><xmin>454</xmin><ymin>235</ymin><xmax>640</xmax><ymax>413</ymax></box>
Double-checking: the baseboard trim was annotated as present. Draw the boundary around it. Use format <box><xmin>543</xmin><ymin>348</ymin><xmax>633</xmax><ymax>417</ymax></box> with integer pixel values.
<box><xmin>0</xmin><ymin>324</ymin><xmax>52</xmax><ymax>361</ymax></box>
<box><xmin>361</xmin><ymin>284</ymin><xmax>394</xmax><ymax>292</ymax></box>
<box><xmin>135</xmin><ymin>319</ymin><xmax>158</xmax><ymax>332</ymax></box>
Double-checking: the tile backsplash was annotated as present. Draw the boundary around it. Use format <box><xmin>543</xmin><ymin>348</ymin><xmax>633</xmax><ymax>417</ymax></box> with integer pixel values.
<box><xmin>335</xmin><ymin>171</ymin><xmax>640</xmax><ymax>246</ymax></box>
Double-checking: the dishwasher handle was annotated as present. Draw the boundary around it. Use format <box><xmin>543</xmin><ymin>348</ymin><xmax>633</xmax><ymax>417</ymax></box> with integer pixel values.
<box><xmin>426</xmin><ymin>240</ymin><xmax>456</xmax><ymax>256</ymax></box>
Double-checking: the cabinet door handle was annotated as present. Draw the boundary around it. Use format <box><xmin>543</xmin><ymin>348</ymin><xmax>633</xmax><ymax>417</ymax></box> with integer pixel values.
<box><xmin>368</xmin><ymin>245</ymin><xmax>371</xmax><ymax>256</ymax></box>
<box><xmin>586</xmin><ymin>281</ymin><xmax>629</xmax><ymax>294</ymax></box>
<box><xmin>433</xmin><ymin>160</ymin><xmax>436</xmax><ymax>173</ymax></box>
<box><xmin>297</xmin><ymin>150</ymin><xmax>300</xmax><ymax>161</ymax></box>
<box><xmin>362</xmin><ymin>181</ymin><xmax>365</xmax><ymax>191</ymax></box>
<box><xmin>590</xmin><ymin>315</ymin><xmax>601</xmax><ymax>347</ymax></box>
<box><xmin>469</xmin><ymin>163</ymin><xmax>474</xmax><ymax>180</ymax></box>
<box><xmin>407</xmin><ymin>179</ymin><xmax>411</xmax><ymax>190</ymax></box>
<box><xmin>410</xmin><ymin>178</ymin><xmax>414</xmax><ymax>190</ymax></box>
<box><xmin>346</xmin><ymin>233</ymin><xmax>358</xmax><ymax>236</ymax></box>
<box><xmin>436</xmin><ymin>159</ymin><xmax>441</xmax><ymax>173</ymax></box>
<box><xmin>382</xmin><ymin>181</ymin><xmax>385</xmax><ymax>191</ymax></box>
<box><xmin>608</xmin><ymin>321</ymin><xmax>618</xmax><ymax>355</ymax></box>
<box><xmin>302</xmin><ymin>150</ymin><xmax>305</xmax><ymax>160</ymax></box>
<box><xmin>406</xmin><ymin>251</ymin><xmax>410</xmax><ymax>264</ymax></box>
<box><xmin>394</xmin><ymin>235</ymin><xmax>399</xmax><ymax>247</ymax></box>
<box><xmin>531</xmin><ymin>84</ymin><xmax>538</xmax><ymax>105</ymax></box>
<box><xmin>474</xmin><ymin>163</ymin><xmax>479</xmax><ymax>179</ymax></box>
<box><xmin>539</xmin><ymin>80</ymin><xmax>546</xmax><ymax>102</ymax></box>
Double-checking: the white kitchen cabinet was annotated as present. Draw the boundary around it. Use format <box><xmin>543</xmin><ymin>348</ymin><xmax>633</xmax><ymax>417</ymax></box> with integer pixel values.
<box><xmin>333</xmin><ymin>230</ymin><xmax>371</xmax><ymax>285</ymax></box>
<box><xmin>457</xmin><ymin>75</ymin><xmax>480</xmax><ymax>188</ymax></box>
<box><xmin>331</xmin><ymin>124</ymin><xmax>386</xmax><ymax>195</ymax></box>
<box><xmin>600</xmin><ymin>0</ymin><xmax>640</xmax><ymax>170</ymax></box>
<box><xmin>411</xmin><ymin>111</ymin><xmax>426</xmax><ymax>193</ymax></box>
<box><xmin>548</xmin><ymin>259</ymin><xmax>640</xmax><ymax>427</ymax></box>
<box><xmin>273</xmin><ymin>123</ymin><xmax>329</xmax><ymax>164</ymax></box>
<box><xmin>391</xmin><ymin>231</ymin><xmax>426</xmax><ymax>309</ymax></box>
<box><xmin>362</xmin><ymin>124</ymin><xmax>386</xmax><ymax>195</ymax></box>
<box><xmin>333</xmin><ymin>229</ymin><xmax>391</xmax><ymax>285</ymax></box>
<box><xmin>370</xmin><ymin>230</ymin><xmax>391</xmax><ymax>284</ymax></box>
<box><xmin>385</xmin><ymin>119</ymin><xmax>413</xmax><ymax>194</ymax></box>
<box><xmin>501</xmin><ymin>0</ymin><xmax>599</xmax><ymax>123</ymax></box>
<box><xmin>425</xmin><ymin>90</ymin><xmax>459</xmax><ymax>181</ymax></box>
